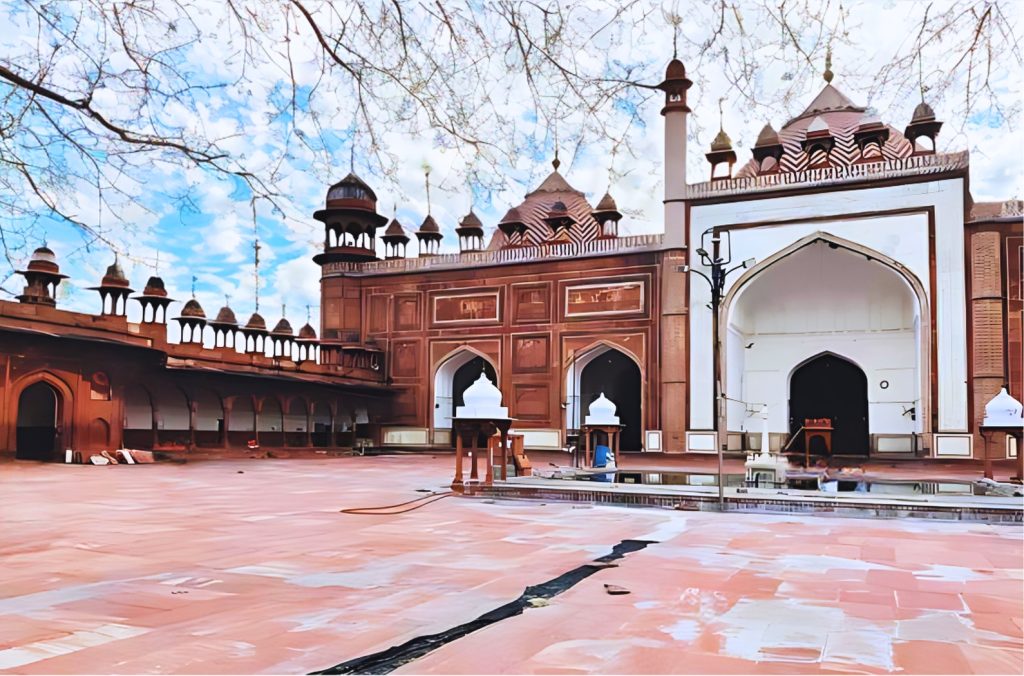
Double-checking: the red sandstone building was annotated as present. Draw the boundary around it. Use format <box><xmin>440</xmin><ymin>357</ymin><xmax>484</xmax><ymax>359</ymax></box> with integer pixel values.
<box><xmin>1</xmin><ymin>58</ymin><xmax>1021</xmax><ymax>465</ymax></box>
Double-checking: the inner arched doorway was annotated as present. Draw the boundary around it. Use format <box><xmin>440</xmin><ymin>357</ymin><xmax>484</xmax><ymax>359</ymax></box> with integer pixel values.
<box><xmin>789</xmin><ymin>353</ymin><xmax>869</xmax><ymax>455</ymax></box>
<box><xmin>16</xmin><ymin>382</ymin><xmax>61</xmax><ymax>460</ymax></box>
<box><xmin>567</xmin><ymin>345</ymin><xmax>642</xmax><ymax>451</ymax></box>
<box><xmin>433</xmin><ymin>349</ymin><xmax>498</xmax><ymax>444</ymax></box>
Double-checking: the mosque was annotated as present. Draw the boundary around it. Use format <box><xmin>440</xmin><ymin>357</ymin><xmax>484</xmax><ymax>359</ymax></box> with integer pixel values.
<box><xmin>0</xmin><ymin>56</ymin><xmax>1020</xmax><ymax>468</ymax></box>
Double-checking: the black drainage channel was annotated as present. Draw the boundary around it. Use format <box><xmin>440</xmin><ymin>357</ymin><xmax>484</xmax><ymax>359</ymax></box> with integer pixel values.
<box><xmin>311</xmin><ymin>539</ymin><xmax>657</xmax><ymax>675</ymax></box>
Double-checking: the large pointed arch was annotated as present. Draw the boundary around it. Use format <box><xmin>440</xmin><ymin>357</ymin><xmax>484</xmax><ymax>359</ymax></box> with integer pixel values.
<box><xmin>6</xmin><ymin>371</ymin><xmax>75</xmax><ymax>456</ymax></box>
<box><xmin>431</xmin><ymin>346</ymin><xmax>499</xmax><ymax>433</ymax></box>
<box><xmin>564</xmin><ymin>341</ymin><xmax>644</xmax><ymax>451</ymax></box>
<box><xmin>720</xmin><ymin>231</ymin><xmax>931</xmax><ymax>447</ymax></box>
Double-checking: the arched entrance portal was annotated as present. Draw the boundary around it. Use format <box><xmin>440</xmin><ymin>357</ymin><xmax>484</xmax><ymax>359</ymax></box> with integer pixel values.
<box><xmin>567</xmin><ymin>345</ymin><xmax>642</xmax><ymax>451</ymax></box>
<box><xmin>433</xmin><ymin>349</ymin><xmax>498</xmax><ymax>445</ymax></box>
<box><xmin>16</xmin><ymin>382</ymin><xmax>61</xmax><ymax>460</ymax></box>
<box><xmin>789</xmin><ymin>354</ymin><xmax>869</xmax><ymax>455</ymax></box>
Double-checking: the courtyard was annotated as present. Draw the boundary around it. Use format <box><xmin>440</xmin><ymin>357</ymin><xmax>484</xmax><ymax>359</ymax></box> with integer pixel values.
<box><xmin>0</xmin><ymin>455</ymin><xmax>1021</xmax><ymax>674</ymax></box>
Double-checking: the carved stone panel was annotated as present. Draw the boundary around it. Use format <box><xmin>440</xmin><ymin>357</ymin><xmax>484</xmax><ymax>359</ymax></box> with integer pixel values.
<box><xmin>511</xmin><ymin>334</ymin><xmax>550</xmax><ymax>374</ymax></box>
<box><xmin>393</xmin><ymin>294</ymin><xmax>421</xmax><ymax>332</ymax></box>
<box><xmin>368</xmin><ymin>295</ymin><xmax>389</xmax><ymax>334</ymax></box>
<box><xmin>511</xmin><ymin>283</ymin><xmax>551</xmax><ymax>324</ymax></box>
<box><xmin>512</xmin><ymin>383</ymin><xmax>550</xmax><ymax>422</ymax></box>
<box><xmin>392</xmin><ymin>340</ymin><xmax>420</xmax><ymax>378</ymax></box>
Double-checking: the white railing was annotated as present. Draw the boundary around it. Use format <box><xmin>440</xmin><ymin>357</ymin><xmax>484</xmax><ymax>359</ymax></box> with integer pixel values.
<box><xmin>322</xmin><ymin>233</ymin><xmax>665</xmax><ymax>276</ymax></box>
<box><xmin>684</xmin><ymin>150</ymin><xmax>970</xmax><ymax>200</ymax></box>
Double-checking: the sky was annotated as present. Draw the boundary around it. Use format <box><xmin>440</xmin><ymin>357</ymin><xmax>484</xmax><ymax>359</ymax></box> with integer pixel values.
<box><xmin>1</xmin><ymin>0</ymin><xmax>1021</xmax><ymax>345</ymax></box>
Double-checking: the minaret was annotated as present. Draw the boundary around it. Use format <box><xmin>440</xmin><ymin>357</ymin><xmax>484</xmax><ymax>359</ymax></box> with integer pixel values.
<box><xmin>657</xmin><ymin>57</ymin><xmax>692</xmax><ymax>249</ymax></box>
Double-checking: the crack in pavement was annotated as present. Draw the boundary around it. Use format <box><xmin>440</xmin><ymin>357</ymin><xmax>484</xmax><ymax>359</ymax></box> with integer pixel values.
<box><xmin>311</xmin><ymin>539</ymin><xmax>658</xmax><ymax>675</ymax></box>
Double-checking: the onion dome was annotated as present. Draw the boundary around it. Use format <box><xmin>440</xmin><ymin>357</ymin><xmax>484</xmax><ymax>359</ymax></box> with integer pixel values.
<box><xmin>982</xmin><ymin>388</ymin><xmax>1024</xmax><ymax>428</ymax></box>
<box><xmin>297</xmin><ymin>323</ymin><xmax>318</xmax><ymax>341</ymax></box>
<box><xmin>585</xmin><ymin>392</ymin><xmax>621</xmax><ymax>426</ymax></box>
<box><xmin>243</xmin><ymin>312</ymin><xmax>267</xmax><ymax>332</ymax></box>
<box><xmin>179</xmin><ymin>299</ymin><xmax>206</xmax><ymax>319</ymax></box>
<box><xmin>455</xmin><ymin>373</ymin><xmax>509</xmax><ymax>419</ymax></box>
<box><xmin>211</xmin><ymin>305</ymin><xmax>238</xmax><ymax>326</ymax></box>
<box><xmin>19</xmin><ymin>246</ymin><xmax>67</xmax><ymax>278</ymax></box>
<box><xmin>271</xmin><ymin>317</ymin><xmax>294</xmax><ymax>336</ymax></box>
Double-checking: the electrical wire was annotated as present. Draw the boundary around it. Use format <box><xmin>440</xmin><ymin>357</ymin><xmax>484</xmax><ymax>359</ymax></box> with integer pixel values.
<box><xmin>339</xmin><ymin>491</ymin><xmax>455</xmax><ymax>515</ymax></box>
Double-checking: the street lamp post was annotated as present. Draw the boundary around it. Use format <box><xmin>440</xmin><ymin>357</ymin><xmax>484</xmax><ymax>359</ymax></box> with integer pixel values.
<box><xmin>681</xmin><ymin>228</ymin><xmax>754</xmax><ymax>508</ymax></box>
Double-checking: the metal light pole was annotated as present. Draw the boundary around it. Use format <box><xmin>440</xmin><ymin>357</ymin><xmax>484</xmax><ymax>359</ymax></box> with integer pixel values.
<box><xmin>681</xmin><ymin>228</ymin><xmax>754</xmax><ymax>508</ymax></box>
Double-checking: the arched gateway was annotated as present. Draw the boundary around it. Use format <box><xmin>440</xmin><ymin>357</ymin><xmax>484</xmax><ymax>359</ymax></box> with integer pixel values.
<box><xmin>16</xmin><ymin>381</ymin><xmax>62</xmax><ymax>460</ymax></box>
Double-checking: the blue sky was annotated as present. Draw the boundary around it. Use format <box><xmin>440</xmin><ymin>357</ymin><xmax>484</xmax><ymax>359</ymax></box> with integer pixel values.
<box><xmin>2</xmin><ymin>1</ymin><xmax>1021</xmax><ymax>344</ymax></box>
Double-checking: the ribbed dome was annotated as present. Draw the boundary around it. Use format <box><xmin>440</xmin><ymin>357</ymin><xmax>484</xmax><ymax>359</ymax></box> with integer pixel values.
<box><xmin>272</xmin><ymin>317</ymin><xmax>293</xmax><ymax>336</ymax></box>
<box><xmin>180</xmin><ymin>299</ymin><xmax>206</xmax><ymax>318</ymax></box>
<box><xmin>298</xmin><ymin>323</ymin><xmax>317</xmax><ymax>340</ymax></box>
<box><xmin>213</xmin><ymin>306</ymin><xmax>237</xmax><ymax>325</ymax></box>
<box><xmin>244</xmin><ymin>312</ymin><xmax>267</xmax><ymax>331</ymax></box>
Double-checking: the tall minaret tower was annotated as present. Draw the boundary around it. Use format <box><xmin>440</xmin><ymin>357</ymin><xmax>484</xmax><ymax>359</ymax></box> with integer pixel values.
<box><xmin>657</xmin><ymin>58</ymin><xmax>692</xmax><ymax>249</ymax></box>
<box><xmin>656</xmin><ymin>57</ymin><xmax>694</xmax><ymax>453</ymax></box>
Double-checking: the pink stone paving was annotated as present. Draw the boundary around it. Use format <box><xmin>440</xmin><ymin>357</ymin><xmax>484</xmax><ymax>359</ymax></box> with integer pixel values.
<box><xmin>0</xmin><ymin>456</ymin><xmax>1021</xmax><ymax>674</ymax></box>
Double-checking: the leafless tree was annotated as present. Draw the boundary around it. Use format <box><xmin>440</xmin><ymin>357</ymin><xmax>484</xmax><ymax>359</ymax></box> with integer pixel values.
<box><xmin>0</xmin><ymin>0</ymin><xmax>1019</xmax><ymax>285</ymax></box>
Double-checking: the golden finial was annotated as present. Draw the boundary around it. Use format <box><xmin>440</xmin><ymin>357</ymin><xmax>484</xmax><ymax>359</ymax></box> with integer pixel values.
<box><xmin>823</xmin><ymin>46</ymin><xmax>834</xmax><ymax>83</ymax></box>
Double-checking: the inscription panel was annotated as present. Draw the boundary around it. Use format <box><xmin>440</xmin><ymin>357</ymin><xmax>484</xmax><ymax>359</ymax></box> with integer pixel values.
<box><xmin>564</xmin><ymin>279</ymin><xmax>646</xmax><ymax>319</ymax></box>
<box><xmin>431</xmin><ymin>290</ymin><xmax>501</xmax><ymax>325</ymax></box>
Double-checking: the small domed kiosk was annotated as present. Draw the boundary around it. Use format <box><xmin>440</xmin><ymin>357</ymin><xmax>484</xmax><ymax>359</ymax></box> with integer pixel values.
<box><xmin>451</xmin><ymin>373</ymin><xmax>513</xmax><ymax>489</ymax></box>
<box><xmin>979</xmin><ymin>388</ymin><xmax>1024</xmax><ymax>482</ymax></box>
<box><xmin>175</xmin><ymin>298</ymin><xmax>207</xmax><ymax>344</ymax></box>
<box><xmin>580</xmin><ymin>393</ymin><xmax>623</xmax><ymax>469</ymax></box>
<box><xmin>16</xmin><ymin>246</ymin><xmax>68</xmax><ymax>307</ymax></box>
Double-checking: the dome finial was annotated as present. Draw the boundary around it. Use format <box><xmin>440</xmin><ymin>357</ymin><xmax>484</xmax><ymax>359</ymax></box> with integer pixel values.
<box><xmin>552</xmin><ymin>149</ymin><xmax>560</xmax><ymax>171</ymax></box>
<box><xmin>191</xmin><ymin>274</ymin><xmax>197</xmax><ymax>299</ymax></box>
<box><xmin>423</xmin><ymin>165</ymin><xmax>432</xmax><ymax>215</ymax></box>
<box><xmin>823</xmin><ymin>45</ymin><xmax>834</xmax><ymax>83</ymax></box>
<box><xmin>306</xmin><ymin>304</ymin><xmax>312</xmax><ymax>322</ymax></box>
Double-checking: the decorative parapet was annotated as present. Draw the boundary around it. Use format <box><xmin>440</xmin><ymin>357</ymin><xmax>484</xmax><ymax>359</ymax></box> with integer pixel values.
<box><xmin>685</xmin><ymin>150</ymin><xmax>970</xmax><ymax>201</ymax></box>
<box><xmin>322</xmin><ymin>233</ymin><xmax>665</xmax><ymax>276</ymax></box>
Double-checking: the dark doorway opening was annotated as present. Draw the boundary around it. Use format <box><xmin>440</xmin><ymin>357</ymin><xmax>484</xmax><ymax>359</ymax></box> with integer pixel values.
<box><xmin>789</xmin><ymin>353</ymin><xmax>869</xmax><ymax>455</ymax></box>
<box><xmin>16</xmin><ymin>382</ymin><xmax>61</xmax><ymax>461</ymax></box>
<box><xmin>580</xmin><ymin>350</ymin><xmax>642</xmax><ymax>451</ymax></box>
<box><xmin>451</xmin><ymin>356</ymin><xmax>498</xmax><ymax>447</ymax></box>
